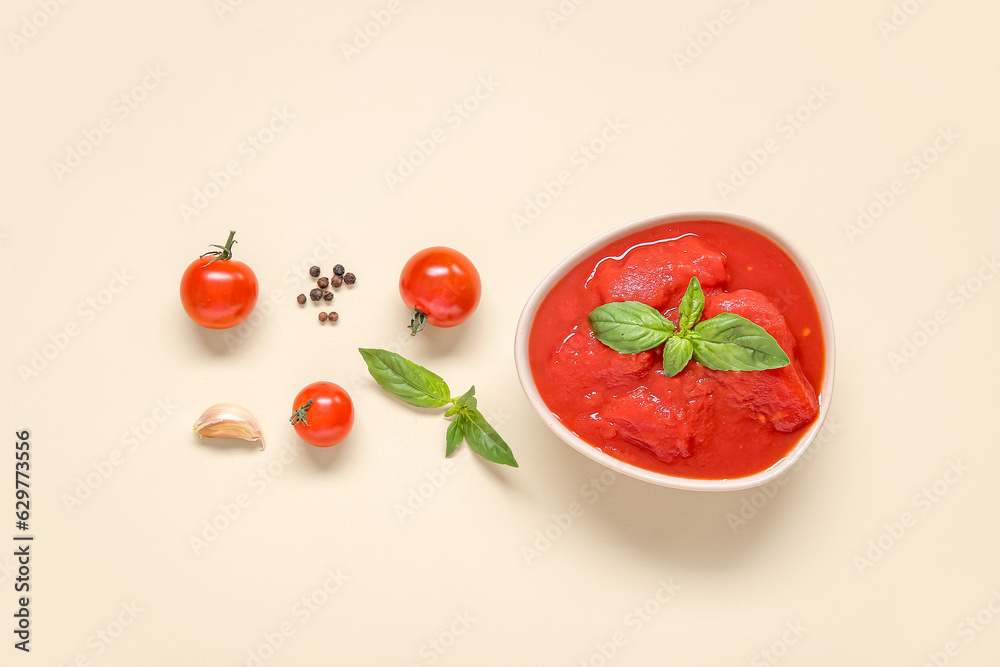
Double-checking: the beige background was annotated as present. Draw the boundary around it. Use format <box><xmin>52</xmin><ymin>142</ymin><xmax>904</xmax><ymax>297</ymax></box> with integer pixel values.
<box><xmin>2</xmin><ymin>0</ymin><xmax>999</xmax><ymax>664</ymax></box>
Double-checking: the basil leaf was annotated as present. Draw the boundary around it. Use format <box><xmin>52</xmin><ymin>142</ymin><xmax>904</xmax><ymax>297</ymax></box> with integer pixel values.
<box><xmin>677</xmin><ymin>277</ymin><xmax>705</xmax><ymax>332</ymax></box>
<box><xmin>662</xmin><ymin>336</ymin><xmax>694</xmax><ymax>377</ymax></box>
<box><xmin>691</xmin><ymin>313</ymin><xmax>790</xmax><ymax>371</ymax></box>
<box><xmin>453</xmin><ymin>386</ymin><xmax>477</xmax><ymax>411</ymax></box>
<box><xmin>358</xmin><ymin>348</ymin><xmax>452</xmax><ymax>408</ymax></box>
<box><xmin>588</xmin><ymin>302</ymin><xmax>675</xmax><ymax>354</ymax></box>
<box><xmin>461</xmin><ymin>410</ymin><xmax>518</xmax><ymax>468</ymax></box>
<box><xmin>445</xmin><ymin>417</ymin><xmax>464</xmax><ymax>457</ymax></box>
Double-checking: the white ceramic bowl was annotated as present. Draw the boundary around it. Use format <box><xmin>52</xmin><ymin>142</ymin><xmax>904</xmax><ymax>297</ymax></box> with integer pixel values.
<box><xmin>514</xmin><ymin>210</ymin><xmax>835</xmax><ymax>492</ymax></box>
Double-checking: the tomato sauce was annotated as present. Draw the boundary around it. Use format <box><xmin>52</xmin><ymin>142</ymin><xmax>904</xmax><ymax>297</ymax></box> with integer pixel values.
<box><xmin>528</xmin><ymin>220</ymin><xmax>825</xmax><ymax>480</ymax></box>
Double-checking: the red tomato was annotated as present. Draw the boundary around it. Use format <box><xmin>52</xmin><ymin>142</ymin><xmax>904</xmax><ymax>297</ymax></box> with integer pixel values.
<box><xmin>180</xmin><ymin>231</ymin><xmax>258</xmax><ymax>329</ymax></box>
<box><xmin>290</xmin><ymin>382</ymin><xmax>354</xmax><ymax>447</ymax></box>
<box><xmin>399</xmin><ymin>247</ymin><xmax>481</xmax><ymax>334</ymax></box>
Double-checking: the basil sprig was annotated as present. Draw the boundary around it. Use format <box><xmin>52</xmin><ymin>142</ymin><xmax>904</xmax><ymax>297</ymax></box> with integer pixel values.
<box><xmin>358</xmin><ymin>348</ymin><xmax>518</xmax><ymax>467</ymax></box>
<box><xmin>587</xmin><ymin>277</ymin><xmax>790</xmax><ymax>376</ymax></box>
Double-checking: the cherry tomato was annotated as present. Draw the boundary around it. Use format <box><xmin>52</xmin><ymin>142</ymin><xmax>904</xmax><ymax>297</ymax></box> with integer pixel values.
<box><xmin>180</xmin><ymin>231</ymin><xmax>258</xmax><ymax>329</ymax></box>
<box><xmin>399</xmin><ymin>246</ymin><xmax>481</xmax><ymax>335</ymax></box>
<box><xmin>289</xmin><ymin>382</ymin><xmax>354</xmax><ymax>447</ymax></box>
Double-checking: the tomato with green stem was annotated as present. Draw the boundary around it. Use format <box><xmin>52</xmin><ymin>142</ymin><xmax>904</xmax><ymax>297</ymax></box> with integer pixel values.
<box><xmin>180</xmin><ymin>230</ymin><xmax>258</xmax><ymax>329</ymax></box>
<box><xmin>399</xmin><ymin>247</ymin><xmax>481</xmax><ymax>335</ymax></box>
<box><xmin>289</xmin><ymin>382</ymin><xmax>354</xmax><ymax>447</ymax></box>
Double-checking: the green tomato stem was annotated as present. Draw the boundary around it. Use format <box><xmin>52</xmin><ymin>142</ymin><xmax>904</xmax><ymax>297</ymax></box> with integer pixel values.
<box><xmin>289</xmin><ymin>399</ymin><xmax>313</xmax><ymax>426</ymax></box>
<box><xmin>409</xmin><ymin>308</ymin><xmax>428</xmax><ymax>336</ymax></box>
<box><xmin>201</xmin><ymin>230</ymin><xmax>238</xmax><ymax>267</ymax></box>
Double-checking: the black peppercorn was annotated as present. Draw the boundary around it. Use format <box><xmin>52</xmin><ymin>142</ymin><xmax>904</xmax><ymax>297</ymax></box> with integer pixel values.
<box><xmin>343</xmin><ymin>272</ymin><xmax>356</xmax><ymax>285</ymax></box>
<box><xmin>318</xmin><ymin>312</ymin><xmax>328</xmax><ymax>322</ymax></box>
<box><xmin>317</xmin><ymin>276</ymin><xmax>329</xmax><ymax>289</ymax></box>
<box><xmin>330</xmin><ymin>275</ymin><xmax>343</xmax><ymax>288</ymax></box>
<box><xmin>309</xmin><ymin>265</ymin><xmax>321</xmax><ymax>277</ymax></box>
<box><xmin>296</xmin><ymin>294</ymin><xmax>307</xmax><ymax>305</ymax></box>
<box><xmin>333</xmin><ymin>264</ymin><xmax>345</xmax><ymax>277</ymax></box>
<box><xmin>309</xmin><ymin>288</ymin><xmax>322</xmax><ymax>301</ymax></box>
<box><xmin>328</xmin><ymin>312</ymin><xmax>339</xmax><ymax>322</ymax></box>
<box><xmin>323</xmin><ymin>290</ymin><xmax>334</xmax><ymax>301</ymax></box>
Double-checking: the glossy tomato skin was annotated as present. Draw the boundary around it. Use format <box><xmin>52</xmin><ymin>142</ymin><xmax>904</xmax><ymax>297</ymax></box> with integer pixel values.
<box><xmin>292</xmin><ymin>382</ymin><xmax>354</xmax><ymax>448</ymax></box>
<box><xmin>399</xmin><ymin>247</ymin><xmax>481</xmax><ymax>328</ymax></box>
<box><xmin>180</xmin><ymin>257</ymin><xmax>259</xmax><ymax>329</ymax></box>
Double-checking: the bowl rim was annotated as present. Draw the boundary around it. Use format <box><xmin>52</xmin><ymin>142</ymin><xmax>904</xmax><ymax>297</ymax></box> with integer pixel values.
<box><xmin>513</xmin><ymin>210</ymin><xmax>836</xmax><ymax>492</ymax></box>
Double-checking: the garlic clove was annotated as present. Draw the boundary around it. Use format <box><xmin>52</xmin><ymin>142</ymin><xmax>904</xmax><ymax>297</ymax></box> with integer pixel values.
<box><xmin>193</xmin><ymin>403</ymin><xmax>265</xmax><ymax>450</ymax></box>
